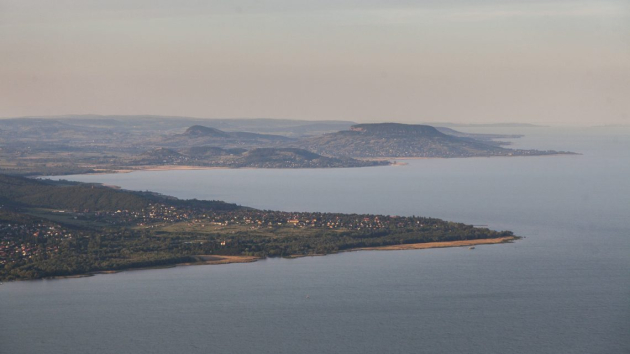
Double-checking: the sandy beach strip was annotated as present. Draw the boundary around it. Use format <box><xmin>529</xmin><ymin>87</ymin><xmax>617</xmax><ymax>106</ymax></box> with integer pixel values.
<box><xmin>183</xmin><ymin>255</ymin><xmax>260</xmax><ymax>266</ymax></box>
<box><xmin>352</xmin><ymin>236</ymin><xmax>517</xmax><ymax>251</ymax></box>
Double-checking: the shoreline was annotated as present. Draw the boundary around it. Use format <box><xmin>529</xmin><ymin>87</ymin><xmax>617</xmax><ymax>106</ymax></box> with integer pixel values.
<box><xmin>128</xmin><ymin>165</ymin><xmax>231</xmax><ymax>172</ymax></box>
<box><xmin>36</xmin><ymin>152</ymin><xmax>579</xmax><ymax>177</ymax></box>
<box><xmin>350</xmin><ymin>236</ymin><xmax>517</xmax><ymax>251</ymax></box>
<box><xmin>71</xmin><ymin>163</ymin><xmax>390</xmax><ymax>176</ymax></box>
<box><xmin>374</xmin><ymin>152</ymin><xmax>578</xmax><ymax>161</ymax></box>
<box><xmin>179</xmin><ymin>255</ymin><xmax>260</xmax><ymax>266</ymax></box>
<box><xmin>5</xmin><ymin>237</ymin><xmax>517</xmax><ymax>283</ymax></box>
<box><xmin>112</xmin><ymin>153</ymin><xmax>577</xmax><ymax>172</ymax></box>
<box><xmin>28</xmin><ymin>255</ymin><xmax>261</xmax><ymax>281</ymax></box>
<box><xmin>109</xmin><ymin>165</ymin><xmax>231</xmax><ymax>174</ymax></box>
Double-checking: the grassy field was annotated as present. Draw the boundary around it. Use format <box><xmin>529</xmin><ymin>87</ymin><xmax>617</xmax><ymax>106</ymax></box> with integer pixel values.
<box><xmin>25</xmin><ymin>208</ymin><xmax>114</xmax><ymax>229</ymax></box>
<box><xmin>154</xmin><ymin>221</ymin><xmax>349</xmax><ymax>239</ymax></box>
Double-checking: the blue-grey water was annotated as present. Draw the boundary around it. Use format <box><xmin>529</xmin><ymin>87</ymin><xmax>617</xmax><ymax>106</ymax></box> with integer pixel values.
<box><xmin>2</xmin><ymin>126</ymin><xmax>629</xmax><ymax>354</ymax></box>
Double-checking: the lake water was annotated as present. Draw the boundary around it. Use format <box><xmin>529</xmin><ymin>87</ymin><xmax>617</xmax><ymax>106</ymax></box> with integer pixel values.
<box><xmin>2</xmin><ymin>126</ymin><xmax>629</xmax><ymax>354</ymax></box>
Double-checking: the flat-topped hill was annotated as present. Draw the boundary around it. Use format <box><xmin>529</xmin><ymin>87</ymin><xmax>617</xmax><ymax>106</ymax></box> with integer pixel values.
<box><xmin>295</xmin><ymin>123</ymin><xmax>571</xmax><ymax>158</ymax></box>
<box><xmin>350</xmin><ymin>123</ymin><xmax>444</xmax><ymax>137</ymax></box>
<box><xmin>184</xmin><ymin>125</ymin><xmax>231</xmax><ymax>137</ymax></box>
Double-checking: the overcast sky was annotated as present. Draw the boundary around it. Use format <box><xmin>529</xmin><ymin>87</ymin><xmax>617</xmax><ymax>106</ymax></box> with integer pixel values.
<box><xmin>1</xmin><ymin>0</ymin><xmax>628</xmax><ymax>125</ymax></box>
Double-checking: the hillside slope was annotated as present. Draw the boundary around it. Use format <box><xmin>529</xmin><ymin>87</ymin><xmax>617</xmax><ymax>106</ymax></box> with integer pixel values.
<box><xmin>0</xmin><ymin>174</ymin><xmax>239</xmax><ymax>211</ymax></box>
<box><xmin>157</xmin><ymin>125</ymin><xmax>293</xmax><ymax>149</ymax></box>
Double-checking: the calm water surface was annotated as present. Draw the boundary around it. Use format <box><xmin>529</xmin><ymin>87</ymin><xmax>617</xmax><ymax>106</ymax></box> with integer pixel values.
<box><xmin>2</xmin><ymin>127</ymin><xmax>629</xmax><ymax>354</ymax></box>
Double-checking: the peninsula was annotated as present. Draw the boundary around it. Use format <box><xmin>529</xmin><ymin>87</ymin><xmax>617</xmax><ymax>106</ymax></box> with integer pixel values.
<box><xmin>0</xmin><ymin>174</ymin><xmax>516</xmax><ymax>281</ymax></box>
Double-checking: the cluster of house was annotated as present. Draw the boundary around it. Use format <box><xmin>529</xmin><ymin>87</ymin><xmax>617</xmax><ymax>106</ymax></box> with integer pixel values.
<box><xmin>0</xmin><ymin>222</ymin><xmax>65</xmax><ymax>265</ymax></box>
<box><xmin>184</xmin><ymin>210</ymin><xmax>433</xmax><ymax>232</ymax></box>
<box><xmin>0</xmin><ymin>203</ymin><xmax>443</xmax><ymax>266</ymax></box>
<box><xmin>77</xmin><ymin>204</ymin><xmax>196</xmax><ymax>226</ymax></box>
<box><xmin>65</xmin><ymin>204</ymin><xmax>436</xmax><ymax>233</ymax></box>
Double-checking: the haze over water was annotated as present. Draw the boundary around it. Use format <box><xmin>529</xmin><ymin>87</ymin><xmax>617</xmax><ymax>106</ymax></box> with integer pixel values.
<box><xmin>2</xmin><ymin>127</ymin><xmax>629</xmax><ymax>354</ymax></box>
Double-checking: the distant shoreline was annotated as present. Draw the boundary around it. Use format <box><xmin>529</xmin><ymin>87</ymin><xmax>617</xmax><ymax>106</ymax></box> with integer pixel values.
<box><xmin>373</xmin><ymin>152</ymin><xmax>578</xmax><ymax>161</ymax></box>
<box><xmin>101</xmin><ymin>165</ymin><xmax>231</xmax><ymax>174</ymax></box>
<box><xmin>351</xmin><ymin>236</ymin><xmax>517</xmax><ymax>251</ymax></box>
<box><xmin>67</xmin><ymin>163</ymin><xmax>391</xmax><ymax>177</ymax></box>
<box><xmin>17</xmin><ymin>237</ymin><xmax>517</xmax><ymax>282</ymax></box>
<box><xmin>30</xmin><ymin>255</ymin><xmax>261</xmax><ymax>281</ymax></box>
<box><xmin>61</xmin><ymin>152</ymin><xmax>578</xmax><ymax>177</ymax></box>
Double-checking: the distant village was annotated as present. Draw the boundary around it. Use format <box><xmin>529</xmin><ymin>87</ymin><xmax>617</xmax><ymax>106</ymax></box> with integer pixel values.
<box><xmin>0</xmin><ymin>218</ymin><xmax>64</xmax><ymax>266</ymax></box>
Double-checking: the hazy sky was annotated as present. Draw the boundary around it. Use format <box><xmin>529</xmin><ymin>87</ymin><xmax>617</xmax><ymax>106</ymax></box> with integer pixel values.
<box><xmin>1</xmin><ymin>0</ymin><xmax>629</xmax><ymax>125</ymax></box>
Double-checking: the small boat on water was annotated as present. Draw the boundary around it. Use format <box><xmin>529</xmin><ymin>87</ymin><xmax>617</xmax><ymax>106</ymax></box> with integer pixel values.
<box><xmin>468</xmin><ymin>246</ymin><xmax>475</xmax><ymax>250</ymax></box>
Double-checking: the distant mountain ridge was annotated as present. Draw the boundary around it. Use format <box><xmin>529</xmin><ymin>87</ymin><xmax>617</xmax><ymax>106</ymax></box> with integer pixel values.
<box><xmin>0</xmin><ymin>117</ymin><xmax>576</xmax><ymax>176</ymax></box>
<box><xmin>2</xmin><ymin>115</ymin><xmax>355</xmax><ymax>137</ymax></box>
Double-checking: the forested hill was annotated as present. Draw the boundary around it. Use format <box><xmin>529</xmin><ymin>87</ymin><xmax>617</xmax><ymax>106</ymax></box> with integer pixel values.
<box><xmin>158</xmin><ymin>125</ymin><xmax>293</xmax><ymax>149</ymax></box>
<box><xmin>0</xmin><ymin>174</ymin><xmax>239</xmax><ymax>211</ymax></box>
